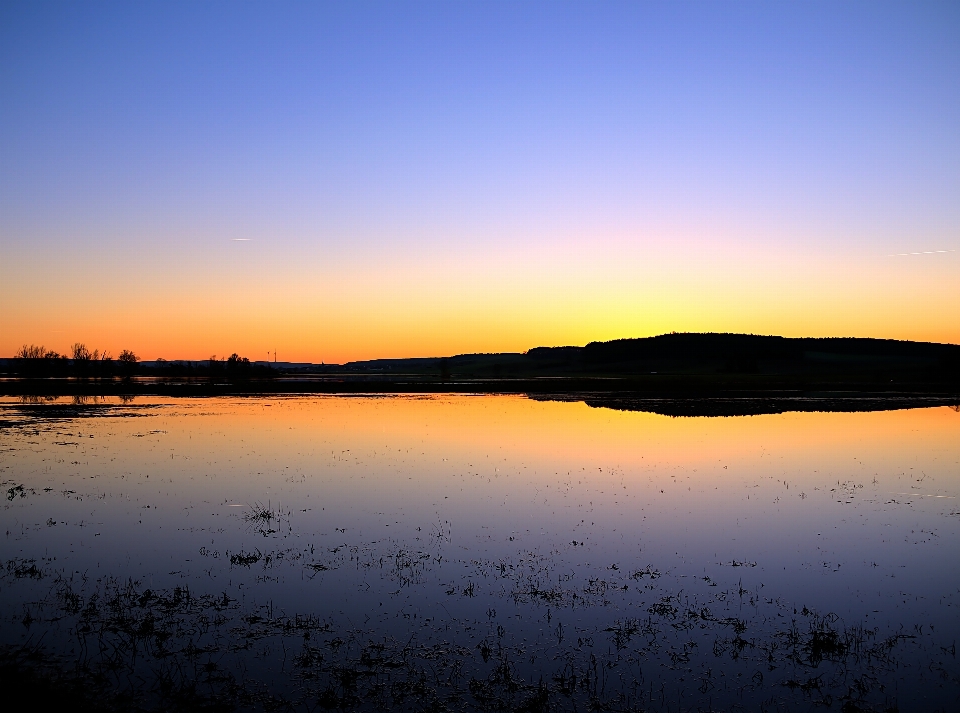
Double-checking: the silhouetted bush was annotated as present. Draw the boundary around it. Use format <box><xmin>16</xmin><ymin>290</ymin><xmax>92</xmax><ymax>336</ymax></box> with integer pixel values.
<box><xmin>117</xmin><ymin>350</ymin><xmax>139</xmax><ymax>378</ymax></box>
<box><xmin>225</xmin><ymin>353</ymin><xmax>254</xmax><ymax>381</ymax></box>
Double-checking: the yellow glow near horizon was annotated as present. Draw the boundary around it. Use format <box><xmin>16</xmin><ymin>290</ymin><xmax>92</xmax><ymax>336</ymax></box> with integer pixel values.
<box><xmin>2</xmin><ymin>238</ymin><xmax>957</xmax><ymax>362</ymax></box>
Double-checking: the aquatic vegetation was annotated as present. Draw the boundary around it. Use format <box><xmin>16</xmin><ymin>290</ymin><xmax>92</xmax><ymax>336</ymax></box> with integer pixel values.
<box><xmin>3</xmin><ymin>547</ymin><xmax>957</xmax><ymax>713</ymax></box>
<box><xmin>243</xmin><ymin>502</ymin><xmax>274</xmax><ymax>524</ymax></box>
<box><xmin>229</xmin><ymin>549</ymin><xmax>262</xmax><ymax>567</ymax></box>
<box><xmin>5</xmin><ymin>559</ymin><xmax>42</xmax><ymax>579</ymax></box>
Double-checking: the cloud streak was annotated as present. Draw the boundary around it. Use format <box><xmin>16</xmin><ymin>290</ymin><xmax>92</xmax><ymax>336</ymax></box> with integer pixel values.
<box><xmin>888</xmin><ymin>250</ymin><xmax>955</xmax><ymax>257</ymax></box>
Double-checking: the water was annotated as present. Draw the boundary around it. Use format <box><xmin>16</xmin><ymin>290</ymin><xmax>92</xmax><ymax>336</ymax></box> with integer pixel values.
<box><xmin>1</xmin><ymin>395</ymin><xmax>958</xmax><ymax>711</ymax></box>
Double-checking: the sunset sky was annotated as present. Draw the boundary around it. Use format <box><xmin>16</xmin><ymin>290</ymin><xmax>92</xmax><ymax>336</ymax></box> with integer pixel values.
<box><xmin>2</xmin><ymin>1</ymin><xmax>958</xmax><ymax>363</ymax></box>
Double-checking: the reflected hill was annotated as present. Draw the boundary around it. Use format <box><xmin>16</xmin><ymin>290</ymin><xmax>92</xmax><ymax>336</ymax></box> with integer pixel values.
<box><xmin>533</xmin><ymin>393</ymin><xmax>960</xmax><ymax>417</ymax></box>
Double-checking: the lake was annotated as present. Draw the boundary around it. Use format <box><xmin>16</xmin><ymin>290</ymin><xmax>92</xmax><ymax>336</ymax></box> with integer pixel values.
<box><xmin>1</xmin><ymin>395</ymin><xmax>958</xmax><ymax>711</ymax></box>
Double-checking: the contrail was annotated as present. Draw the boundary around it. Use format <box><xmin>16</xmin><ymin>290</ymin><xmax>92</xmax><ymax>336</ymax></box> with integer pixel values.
<box><xmin>232</xmin><ymin>238</ymin><xmax>251</xmax><ymax>241</ymax></box>
<box><xmin>887</xmin><ymin>249</ymin><xmax>954</xmax><ymax>256</ymax></box>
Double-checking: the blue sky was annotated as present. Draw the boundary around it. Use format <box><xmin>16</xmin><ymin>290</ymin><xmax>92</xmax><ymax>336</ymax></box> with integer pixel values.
<box><xmin>2</xmin><ymin>1</ymin><xmax>959</xmax><ymax>359</ymax></box>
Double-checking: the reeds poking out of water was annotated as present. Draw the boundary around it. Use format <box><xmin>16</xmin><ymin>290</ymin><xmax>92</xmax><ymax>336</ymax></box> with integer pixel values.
<box><xmin>242</xmin><ymin>501</ymin><xmax>283</xmax><ymax>537</ymax></box>
<box><xmin>2</xmin><ymin>563</ymin><xmax>956</xmax><ymax>712</ymax></box>
<box><xmin>243</xmin><ymin>502</ymin><xmax>274</xmax><ymax>524</ymax></box>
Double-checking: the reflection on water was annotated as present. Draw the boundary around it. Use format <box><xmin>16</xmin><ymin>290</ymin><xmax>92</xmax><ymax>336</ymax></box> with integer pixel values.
<box><xmin>553</xmin><ymin>393</ymin><xmax>960</xmax><ymax>417</ymax></box>
<box><xmin>1</xmin><ymin>395</ymin><xmax>958</xmax><ymax>711</ymax></box>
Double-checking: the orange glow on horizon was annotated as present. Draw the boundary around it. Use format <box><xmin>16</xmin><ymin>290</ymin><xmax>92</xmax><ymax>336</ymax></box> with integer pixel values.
<box><xmin>3</xmin><ymin>238</ymin><xmax>958</xmax><ymax>362</ymax></box>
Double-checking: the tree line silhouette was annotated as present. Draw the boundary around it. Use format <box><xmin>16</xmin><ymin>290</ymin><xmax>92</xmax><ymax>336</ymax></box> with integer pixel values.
<box><xmin>10</xmin><ymin>344</ymin><xmax>272</xmax><ymax>380</ymax></box>
<box><xmin>12</xmin><ymin>343</ymin><xmax>138</xmax><ymax>378</ymax></box>
<box><xmin>152</xmin><ymin>353</ymin><xmax>274</xmax><ymax>379</ymax></box>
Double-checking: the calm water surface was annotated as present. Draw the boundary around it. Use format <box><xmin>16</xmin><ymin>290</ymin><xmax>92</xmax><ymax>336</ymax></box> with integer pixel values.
<box><xmin>1</xmin><ymin>395</ymin><xmax>958</xmax><ymax>711</ymax></box>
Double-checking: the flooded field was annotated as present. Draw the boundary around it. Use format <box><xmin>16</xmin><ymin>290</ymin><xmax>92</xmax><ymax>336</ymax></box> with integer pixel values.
<box><xmin>1</xmin><ymin>395</ymin><xmax>958</xmax><ymax>711</ymax></box>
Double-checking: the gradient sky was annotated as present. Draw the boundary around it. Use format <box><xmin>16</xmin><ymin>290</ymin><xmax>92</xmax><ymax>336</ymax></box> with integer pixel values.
<box><xmin>2</xmin><ymin>1</ymin><xmax>958</xmax><ymax>362</ymax></box>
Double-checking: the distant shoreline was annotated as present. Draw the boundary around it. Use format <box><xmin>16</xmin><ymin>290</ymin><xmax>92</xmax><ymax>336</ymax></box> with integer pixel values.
<box><xmin>1</xmin><ymin>377</ymin><xmax>957</xmax><ymax>418</ymax></box>
<box><xmin>3</xmin><ymin>334</ymin><xmax>957</xmax><ymax>408</ymax></box>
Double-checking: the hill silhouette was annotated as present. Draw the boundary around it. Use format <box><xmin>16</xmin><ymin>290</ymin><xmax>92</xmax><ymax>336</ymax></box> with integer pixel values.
<box><xmin>337</xmin><ymin>333</ymin><xmax>960</xmax><ymax>381</ymax></box>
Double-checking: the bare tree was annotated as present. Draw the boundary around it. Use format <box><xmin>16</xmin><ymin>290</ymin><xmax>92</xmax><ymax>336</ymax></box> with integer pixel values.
<box><xmin>71</xmin><ymin>343</ymin><xmax>102</xmax><ymax>377</ymax></box>
<box><xmin>17</xmin><ymin>344</ymin><xmax>63</xmax><ymax>359</ymax></box>
<box><xmin>72</xmin><ymin>343</ymin><xmax>93</xmax><ymax>362</ymax></box>
<box><xmin>118</xmin><ymin>349</ymin><xmax>139</xmax><ymax>378</ymax></box>
<box><xmin>14</xmin><ymin>344</ymin><xmax>68</xmax><ymax>375</ymax></box>
<box><xmin>17</xmin><ymin>344</ymin><xmax>46</xmax><ymax>359</ymax></box>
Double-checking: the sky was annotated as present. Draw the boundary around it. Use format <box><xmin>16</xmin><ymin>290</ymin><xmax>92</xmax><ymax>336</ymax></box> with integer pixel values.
<box><xmin>1</xmin><ymin>1</ymin><xmax>958</xmax><ymax>363</ymax></box>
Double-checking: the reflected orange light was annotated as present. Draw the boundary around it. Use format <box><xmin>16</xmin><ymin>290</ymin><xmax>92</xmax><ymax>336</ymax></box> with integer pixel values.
<box><xmin>85</xmin><ymin>395</ymin><xmax>960</xmax><ymax>495</ymax></box>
